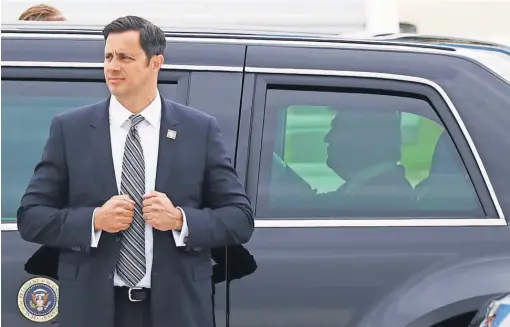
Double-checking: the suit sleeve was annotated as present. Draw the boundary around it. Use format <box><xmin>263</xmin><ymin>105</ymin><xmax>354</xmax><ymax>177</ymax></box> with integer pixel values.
<box><xmin>17</xmin><ymin>116</ymin><xmax>95</xmax><ymax>250</ymax></box>
<box><xmin>180</xmin><ymin>117</ymin><xmax>254</xmax><ymax>248</ymax></box>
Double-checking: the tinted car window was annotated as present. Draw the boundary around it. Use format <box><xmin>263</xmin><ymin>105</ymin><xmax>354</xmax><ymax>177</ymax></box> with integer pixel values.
<box><xmin>1</xmin><ymin>80</ymin><xmax>178</xmax><ymax>222</ymax></box>
<box><xmin>256</xmin><ymin>88</ymin><xmax>485</xmax><ymax>219</ymax></box>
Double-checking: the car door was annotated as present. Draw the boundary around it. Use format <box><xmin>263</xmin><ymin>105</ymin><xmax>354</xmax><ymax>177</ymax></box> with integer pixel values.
<box><xmin>228</xmin><ymin>45</ymin><xmax>510</xmax><ymax>327</ymax></box>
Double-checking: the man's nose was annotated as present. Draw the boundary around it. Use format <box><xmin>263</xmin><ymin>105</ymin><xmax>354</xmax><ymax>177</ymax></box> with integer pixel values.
<box><xmin>324</xmin><ymin>131</ymin><xmax>331</xmax><ymax>143</ymax></box>
<box><xmin>108</xmin><ymin>65</ymin><xmax>121</xmax><ymax>72</ymax></box>
<box><xmin>107</xmin><ymin>59</ymin><xmax>121</xmax><ymax>72</ymax></box>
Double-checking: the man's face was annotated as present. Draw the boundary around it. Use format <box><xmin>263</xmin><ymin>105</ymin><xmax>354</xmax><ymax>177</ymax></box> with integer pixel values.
<box><xmin>104</xmin><ymin>30</ymin><xmax>155</xmax><ymax>98</ymax></box>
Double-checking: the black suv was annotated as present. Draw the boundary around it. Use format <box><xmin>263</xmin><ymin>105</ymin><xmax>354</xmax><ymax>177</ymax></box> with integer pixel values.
<box><xmin>3</xmin><ymin>23</ymin><xmax>510</xmax><ymax>327</ymax></box>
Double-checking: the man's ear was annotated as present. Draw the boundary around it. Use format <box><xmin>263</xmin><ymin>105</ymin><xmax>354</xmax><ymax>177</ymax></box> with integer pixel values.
<box><xmin>152</xmin><ymin>55</ymin><xmax>164</xmax><ymax>70</ymax></box>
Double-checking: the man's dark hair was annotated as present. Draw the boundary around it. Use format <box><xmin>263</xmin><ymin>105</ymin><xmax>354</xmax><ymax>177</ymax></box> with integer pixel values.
<box><xmin>103</xmin><ymin>16</ymin><xmax>166</xmax><ymax>62</ymax></box>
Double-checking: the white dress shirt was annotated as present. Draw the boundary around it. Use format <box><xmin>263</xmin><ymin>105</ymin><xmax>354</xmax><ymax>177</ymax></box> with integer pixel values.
<box><xmin>91</xmin><ymin>90</ymin><xmax>189</xmax><ymax>288</ymax></box>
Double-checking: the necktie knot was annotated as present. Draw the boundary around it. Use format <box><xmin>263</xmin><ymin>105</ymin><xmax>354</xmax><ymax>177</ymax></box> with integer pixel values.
<box><xmin>129</xmin><ymin>114</ymin><xmax>144</xmax><ymax>129</ymax></box>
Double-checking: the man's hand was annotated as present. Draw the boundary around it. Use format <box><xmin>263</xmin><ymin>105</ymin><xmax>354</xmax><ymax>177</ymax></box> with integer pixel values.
<box><xmin>142</xmin><ymin>191</ymin><xmax>183</xmax><ymax>231</ymax></box>
<box><xmin>94</xmin><ymin>194</ymin><xmax>135</xmax><ymax>233</ymax></box>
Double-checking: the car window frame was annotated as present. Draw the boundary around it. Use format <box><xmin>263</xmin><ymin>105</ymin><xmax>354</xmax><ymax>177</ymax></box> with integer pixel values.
<box><xmin>241</xmin><ymin>71</ymin><xmax>504</xmax><ymax>225</ymax></box>
<box><xmin>1</xmin><ymin>67</ymin><xmax>190</xmax><ymax>101</ymax></box>
<box><xmin>1</xmin><ymin>67</ymin><xmax>190</xmax><ymax>225</ymax></box>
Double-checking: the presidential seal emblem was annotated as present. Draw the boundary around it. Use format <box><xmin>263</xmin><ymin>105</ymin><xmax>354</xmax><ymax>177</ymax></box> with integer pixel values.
<box><xmin>17</xmin><ymin>277</ymin><xmax>59</xmax><ymax>323</ymax></box>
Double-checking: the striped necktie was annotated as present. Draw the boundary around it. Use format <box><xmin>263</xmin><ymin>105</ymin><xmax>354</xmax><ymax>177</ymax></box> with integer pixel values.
<box><xmin>116</xmin><ymin>114</ymin><xmax>146</xmax><ymax>287</ymax></box>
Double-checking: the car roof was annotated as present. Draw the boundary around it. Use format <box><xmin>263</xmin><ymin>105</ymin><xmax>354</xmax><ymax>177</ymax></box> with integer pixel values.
<box><xmin>375</xmin><ymin>34</ymin><xmax>510</xmax><ymax>54</ymax></box>
<box><xmin>0</xmin><ymin>22</ymin><xmax>458</xmax><ymax>52</ymax></box>
<box><xmin>4</xmin><ymin>22</ymin><xmax>510</xmax><ymax>63</ymax></box>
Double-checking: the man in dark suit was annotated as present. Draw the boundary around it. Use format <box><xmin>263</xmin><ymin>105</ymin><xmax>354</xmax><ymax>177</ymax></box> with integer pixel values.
<box><xmin>17</xmin><ymin>15</ymin><xmax>254</xmax><ymax>327</ymax></box>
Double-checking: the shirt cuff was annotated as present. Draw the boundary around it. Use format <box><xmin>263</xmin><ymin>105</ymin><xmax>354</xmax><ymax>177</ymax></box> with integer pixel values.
<box><xmin>91</xmin><ymin>208</ymin><xmax>102</xmax><ymax>248</ymax></box>
<box><xmin>172</xmin><ymin>207</ymin><xmax>188</xmax><ymax>247</ymax></box>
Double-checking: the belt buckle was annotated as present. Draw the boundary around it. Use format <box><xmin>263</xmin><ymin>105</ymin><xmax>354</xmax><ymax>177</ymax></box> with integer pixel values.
<box><xmin>128</xmin><ymin>287</ymin><xmax>143</xmax><ymax>302</ymax></box>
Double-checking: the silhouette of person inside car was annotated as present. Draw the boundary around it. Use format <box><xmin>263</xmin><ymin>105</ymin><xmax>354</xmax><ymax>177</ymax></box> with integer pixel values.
<box><xmin>269</xmin><ymin>108</ymin><xmax>417</xmax><ymax>217</ymax></box>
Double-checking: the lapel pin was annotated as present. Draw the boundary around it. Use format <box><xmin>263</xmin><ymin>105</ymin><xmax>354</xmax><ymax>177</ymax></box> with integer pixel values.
<box><xmin>166</xmin><ymin>129</ymin><xmax>177</xmax><ymax>139</ymax></box>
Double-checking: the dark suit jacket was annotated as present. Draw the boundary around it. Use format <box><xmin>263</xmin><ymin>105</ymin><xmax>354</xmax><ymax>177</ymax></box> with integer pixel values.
<box><xmin>316</xmin><ymin>165</ymin><xmax>418</xmax><ymax>215</ymax></box>
<box><xmin>17</xmin><ymin>96</ymin><xmax>254</xmax><ymax>327</ymax></box>
<box><xmin>268</xmin><ymin>164</ymin><xmax>417</xmax><ymax>218</ymax></box>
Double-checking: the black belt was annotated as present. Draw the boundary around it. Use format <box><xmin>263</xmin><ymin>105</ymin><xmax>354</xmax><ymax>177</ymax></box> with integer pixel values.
<box><xmin>114</xmin><ymin>286</ymin><xmax>150</xmax><ymax>302</ymax></box>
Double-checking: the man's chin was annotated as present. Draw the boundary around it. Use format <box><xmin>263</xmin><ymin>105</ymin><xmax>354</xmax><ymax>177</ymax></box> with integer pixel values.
<box><xmin>107</xmin><ymin>85</ymin><xmax>126</xmax><ymax>97</ymax></box>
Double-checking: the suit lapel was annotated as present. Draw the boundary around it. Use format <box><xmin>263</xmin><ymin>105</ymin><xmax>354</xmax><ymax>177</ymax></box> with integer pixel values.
<box><xmin>89</xmin><ymin>97</ymin><xmax>118</xmax><ymax>198</ymax></box>
<box><xmin>155</xmin><ymin>98</ymin><xmax>180</xmax><ymax>194</ymax></box>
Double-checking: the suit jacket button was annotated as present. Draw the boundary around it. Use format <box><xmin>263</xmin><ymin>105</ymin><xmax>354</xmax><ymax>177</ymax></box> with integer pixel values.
<box><xmin>72</xmin><ymin>245</ymin><xmax>80</xmax><ymax>251</ymax></box>
<box><xmin>108</xmin><ymin>273</ymin><xmax>114</xmax><ymax>279</ymax></box>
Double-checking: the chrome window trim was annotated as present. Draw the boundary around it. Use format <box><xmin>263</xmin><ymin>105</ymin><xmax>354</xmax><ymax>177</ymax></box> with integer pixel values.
<box><xmin>1</xmin><ymin>33</ymin><xmax>103</xmax><ymax>39</ymax></box>
<box><xmin>255</xmin><ymin>219</ymin><xmax>507</xmax><ymax>227</ymax></box>
<box><xmin>1</xmin><ymin>61</ymin><xmax>243</xmax><ymax>72</ymax></box>
<box><xmin>2</xmin><ymin>218</ymin><xmax>507</xmax><ymax>231</ymax></box>
<box><xmin>2</xmin><ymin>224</ymin><xmax>18</xmax><ymax>231</ymax></box>
<box><xmin>0</xmin><ymin>67</ymin><xmax>505</xmax><ymax>229</ymax></box>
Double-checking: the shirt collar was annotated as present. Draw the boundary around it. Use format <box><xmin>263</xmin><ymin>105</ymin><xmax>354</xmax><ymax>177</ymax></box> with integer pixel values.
<box><xmin>109</xmin><ymin>90</ymin><xmax>161</xmax><ymax>128</ymax></box>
